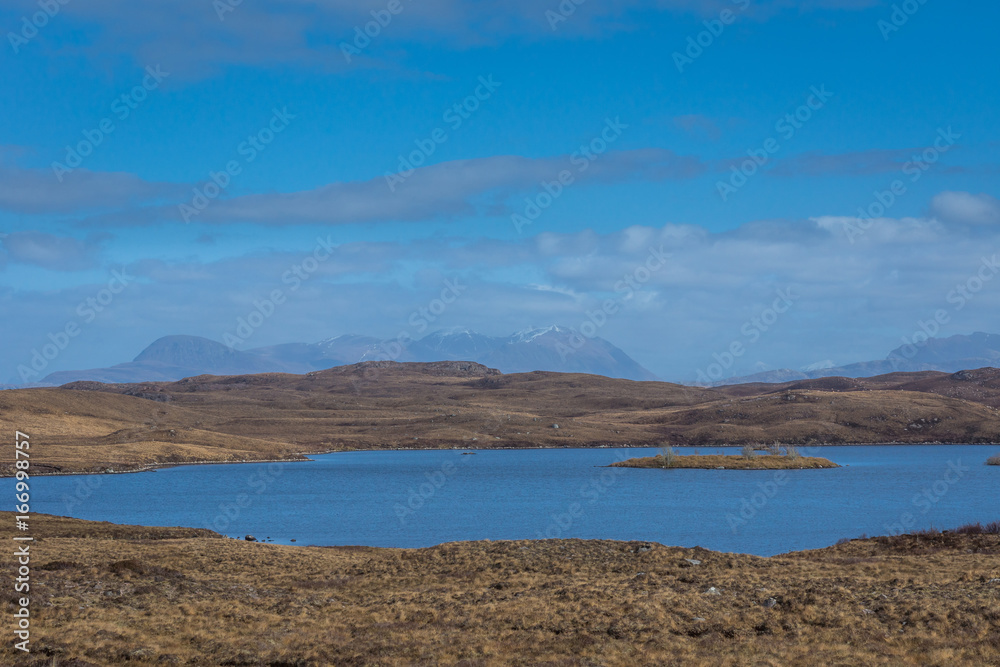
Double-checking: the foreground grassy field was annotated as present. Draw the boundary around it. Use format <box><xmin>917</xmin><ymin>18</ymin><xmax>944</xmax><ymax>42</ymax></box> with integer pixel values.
<box><xmin>2</xmin><ymin>513</ymin><xmax>999</xmax><ymax>666</ymax></box>
<box><xmin>611</xmin><ymin>453</ymin><xmax>840</xmax><ymax>470</ymax></box>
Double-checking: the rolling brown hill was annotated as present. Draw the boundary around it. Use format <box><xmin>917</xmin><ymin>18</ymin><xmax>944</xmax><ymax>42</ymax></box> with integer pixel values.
<box><xmin>3</xmin><ymin>361</ymin><xmax>1000</xmax><ymax>474</ymax></box>
<box><xmin>714</xmin><ymin>367</ymin><xmax>1000</xmax><ymax>408</ymax></box>
<box><xmin>0</xmin><ymin>387</ymin><xmax>311</xmax><ymax>474</ymax></box>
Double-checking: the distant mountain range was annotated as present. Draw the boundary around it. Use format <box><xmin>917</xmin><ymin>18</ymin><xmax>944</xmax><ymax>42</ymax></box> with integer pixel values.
<box><xmin>36</xmin><ymin>326</ymin><xmax>660</xmax><ymax>385</ymax></box>
<box><xmin>18</xmin><ymin>330</ymin><xmax>1000</xmax><ymax>388</ymax></box>
<box><xmin>711</xmin><ymin>332</ymin><xmax>1000</xmax><ymax>386</ymax></box>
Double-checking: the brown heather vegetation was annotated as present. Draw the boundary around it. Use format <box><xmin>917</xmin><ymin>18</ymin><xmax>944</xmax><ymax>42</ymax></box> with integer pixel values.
<box><xmin>611</xmin><ymin>453</ymin><xmax>839</xmax><ymax>470</ymax></box>
<box><xmin>3</xmin><ymin>361</ymin><xmax>1000</xmax><ymax>475</ymax></box>
<box><xmin>715</xmin><ymin>367</ymin><xmax>1000</xmax><ymax>408</ymax></box>
<box><xmin>2</xmin><ymin>512</ymin><xmax>999</xmax><ymax>666</ymax></box>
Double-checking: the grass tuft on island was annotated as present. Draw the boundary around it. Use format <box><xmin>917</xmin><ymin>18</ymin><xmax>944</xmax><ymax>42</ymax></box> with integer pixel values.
<box><xmin>612</xmin><ymin>448</ymin><xmax>839</xmax><ymax>470</ymax></box>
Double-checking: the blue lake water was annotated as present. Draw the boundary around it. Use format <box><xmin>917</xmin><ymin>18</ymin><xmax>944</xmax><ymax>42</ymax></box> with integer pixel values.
<box><xmin>15</xmin><ymin>445</ymin><xmax>1000</xmax><ymax>556</ymax></box>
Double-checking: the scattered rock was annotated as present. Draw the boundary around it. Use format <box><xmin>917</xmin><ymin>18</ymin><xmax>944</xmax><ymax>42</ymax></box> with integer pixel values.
<box><xmin>245</xmin><ymin>535</ymin><xmax>257</xmax><ymax>542</ymax></box>
<box><xmin>763</xmin><ymin>597</ymin><xmax>777</xmax><ymax>608</ymax></box>
<box><xmin>705</xmin><ymin>587</ymin><xmax>721</xmax><ymax>596</ymax></box>
<box><xmin>692</xmin><ymin>617</ymin><xmax>706</xmax><ymax>622</ymax></box>
<box><xmin>684</xmin><ymin>559</ymin><xmax>702</xmax><ymax>567</ymax></box>
<box><xmin>551</xmin><ymin>424</ymin><xmax>560</xmax><ymax>429</ymax></box>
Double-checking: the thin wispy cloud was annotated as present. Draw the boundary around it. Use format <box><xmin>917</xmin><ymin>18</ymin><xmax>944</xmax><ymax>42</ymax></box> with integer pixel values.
<box><xmin>0</xmin><ymin>0</ymin><xmax>885</xmax><ymax>78</ymax></box>
<box><xmin>0</xmin><ymin>165</ymin><xmax>183</xmax><ymax>216</ymax></box>
<box><xmin>69</xmin><ymin>149</ymin><xmax>708</xmax><ymax>227</ymax></box>
<box><xmin>1</xmin><ymin>231</ymin><xmax>105</xmax><ymax>271</ymax></box>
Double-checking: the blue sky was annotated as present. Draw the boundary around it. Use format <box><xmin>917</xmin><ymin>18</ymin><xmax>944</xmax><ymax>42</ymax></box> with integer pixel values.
<box><xmin>1</xmin><ymin>0</ymin><xmax>998</xmax><ymax>382</ymax></box>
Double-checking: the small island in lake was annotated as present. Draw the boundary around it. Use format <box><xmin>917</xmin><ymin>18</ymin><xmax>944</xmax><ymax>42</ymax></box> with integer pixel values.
<box><xmin>612</xmin><ymin>446</ymin><xmax>840</xmax><ymax>470</ymax></box>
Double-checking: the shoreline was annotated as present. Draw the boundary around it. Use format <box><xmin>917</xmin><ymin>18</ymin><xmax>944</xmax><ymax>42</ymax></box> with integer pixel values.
<box><xmin>4</xmin><ymin>509</ymin><xmax>991</xmax><ymax>554</ymax></box>
<box><xmin>6</xmin><ymin>441</ymin><xmax>999</xmax><ymax>478</ymax></box>
<box><xmin>8</xmin><ymin>456</ymin><xmax>315</xmax><ymax>478</ymax></box>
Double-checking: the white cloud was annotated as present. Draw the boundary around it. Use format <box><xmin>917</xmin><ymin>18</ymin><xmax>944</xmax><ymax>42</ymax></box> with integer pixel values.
<box><xmin>930</xmin><ymin>191</ymin><xmax>1000</xmax><ymax>226</ymax></box>
<box><xmin>1</xmin><ymin>231</ymin><xmax>104</xmax><ymax>271</ymax></box>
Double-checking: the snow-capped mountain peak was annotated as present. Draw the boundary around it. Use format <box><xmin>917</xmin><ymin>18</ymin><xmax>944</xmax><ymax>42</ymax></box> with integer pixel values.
<box><xmin>508</xmin><ymin>325</ymin><xmax>571</xmax><ymax>344</ymax></box>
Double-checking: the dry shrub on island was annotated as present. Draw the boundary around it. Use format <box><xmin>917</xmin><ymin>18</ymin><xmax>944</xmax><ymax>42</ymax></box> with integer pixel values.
<box><xmin>658</xmin><ymin>445</ymin><xmax>677</xmax><ymax>468</ymax></box>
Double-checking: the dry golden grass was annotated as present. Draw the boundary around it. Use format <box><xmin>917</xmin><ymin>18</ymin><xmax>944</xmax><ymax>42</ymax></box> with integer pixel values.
<box><xmin>611</xmin><ymin>453</ymin><xmax>839</xmax><ymax>470</ymax></box>
<box><xmin>2</xmin><ymin>512</ymin><xmax>998</xmax><ymax>666</ymax></box>
<box><xmin>721</xmin><ymin>366</ymin><xmax>1000</xmax><ymax>409</ymax></box>
<box><xmin>0</xmin><ymin>388</ymin><xmax>307</xmax><ymax>474</ymax></box>
<box><xmin>639</xmin><ymin>389</ymin><xmax>1000</xmax><ymax>446</ymax></box>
